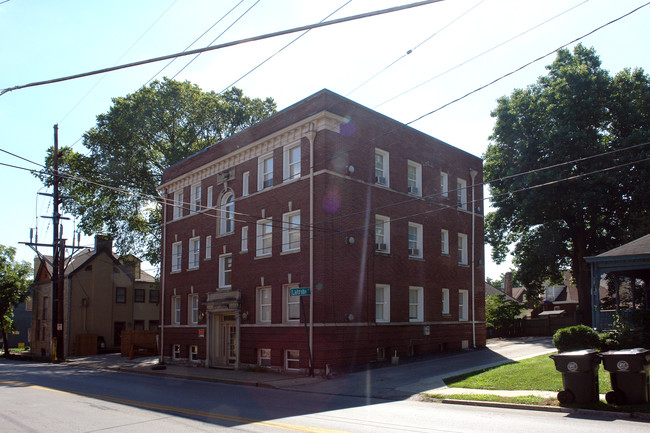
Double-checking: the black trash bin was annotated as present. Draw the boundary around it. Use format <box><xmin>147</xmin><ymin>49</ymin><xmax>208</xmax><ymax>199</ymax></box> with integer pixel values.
<box><xmin>550</xmin><ymin>349</ymin><xmax>601</xmax><ymax>404</ymax></box>
<box><xmin>600</xmin><ymin>348</ymin><xmax>650</xmax><ymax>405</ymax></box>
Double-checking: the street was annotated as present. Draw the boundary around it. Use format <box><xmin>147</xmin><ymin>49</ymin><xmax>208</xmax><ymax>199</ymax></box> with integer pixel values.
<box><xmin>1</xmin><ymin>353</ymin><xmax>649</xmax><ymax>433</ymax></box>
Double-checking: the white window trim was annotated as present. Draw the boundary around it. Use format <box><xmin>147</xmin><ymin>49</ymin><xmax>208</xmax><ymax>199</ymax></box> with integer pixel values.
<box><xmin>407</xmin><ymin>160</ymin><xmax>422</xmax><ymax>196</ymax></box>
<box><xmin>219</xmin><ymin>192</ymin><xmax>235</xmax><ymax>235</ymax></box>
<box><xmin>190</xmin><ymin>184</ymin><xmax>201</xmax><ymax>213</ymax></box>
<box><xmin>256</xmin><ymin>219</ymin><xmax>273</xmax><ymax>257</ymax></box>
<box><xmin>457</xmin><ymin>178</ymin><xmax>467</xmax><ymax>210</ymax></box>
<box><xmin>219</xmin><ymin>254</ymin><xmax>232</xmax><ymax>289</ymax></box>
<box><xmin>258</xmin><ymin>153</ymin><xmax>274</xmax><ymax>190</ymax></box>
<box><xmin>459</xmin><ymin>289</ymin><xmax>469</xmax><ymax>322</ymax></box>
<box><xmin>409</xmin><ymin>286</ymin><xmax>424</xmax><ymax>322</ymax></box>
<box><xmin>257</xmin><ymin>286</ymin><xmax>272</xmax><ymax>323</ymax></box>
<box><xmin>458</xmin><ymin>233</ymin><xmax>468</xmax><ymax>265</ymax></box>
<box><xmin>374</xmin><ymin>148</ymin><xmax>389</xmax><ymax>187</ymax></box>
<box><xmin>442</xmin><ymin>288</ymin><xmax>450</xmax><ymax>315</ymax></box>
<box><xmin>258</xmin><ymin>348</ymin><xmax>271</xmax><ymax>366</ymax></box>
<box><xmin>205</xmin><ymin>235</ymin><xmax>212</xmax><ymax>260</ymax></box>
<box><xmin>441</xmin><ymin>229</ymin><xmax>449</xmax><ymax>255</ymax></box>
<box><xmin>375</xmin><ymin>215</ymin><xmax>390</xmax><ymax>253</ymax></box>
<box><xmin>190</xmin><ymin>345</ymin><xmax>199</xmax><ymax>361</ymax></box>
<box><xmin>282</xmin><ymin>210</ymin><xmax>301</xmax><ymax>252</ymax></box>
<box><xmin>375</xmin><ymin>284</ymin><xmax>390</xmax><ymax>323</ymax></box>
<box><xmin>171</xmin><ymin>241</ymin><xmax>182</xmax><ymax>273</ymax></box>
<box><xmin>408</xmin><ymin>222</ymin><xmax>423</xmax><ymax>258</ymax></box>
<box><xmin>440</xmin><ymin>172</ymin><xmax>449</xmax><ymax>198</ymax></box>
<box><xmin>241</xmin><ymin>226</ymin><xmax>249</xmax><ymax>253</ymax></box>
<box><xmin>285</xmin><ymin>349</ymin><xmax>300</xmax><ymax>371</ymax></box>
<box><xmin>206</xmin><ymin>186</ymin><xmax>213</xmax><ymax>208</ymax></box>
<box><xmin>283</xmin><ymin>142</ymin><xmax>301</xmax><ymax>182</ymax></box>
<box><xmin>284</xmin><ymin>284</ymin><xmax>301</xmax><ymax>323</ymax></box>
<box><xmin>188</xmin><ymin>236</ymin><xmax>200</xmax><ymax>269</ymax></box>
<box><xmin>242</xmin><ymin>171</ymin><xmax>250</xmax><ymax>196</ymax></box>
<box><xmin>173</xmin><ymin>344</ymin><xmax>181</xmax><ymax>359</ymax></box>
<box><xmin>173</xmin><ymin>190</ymin><xmax>184</xmax><ymax>220</ymax></box>
<box><xmin>172</xmin><ymin>296</ymin><xmax>181</xmax><ymax>325</ymax></box>
<box><xmin>188</xmin><ymin>293</ymin><xmax>198</xmax><ymax>325</ymax></box>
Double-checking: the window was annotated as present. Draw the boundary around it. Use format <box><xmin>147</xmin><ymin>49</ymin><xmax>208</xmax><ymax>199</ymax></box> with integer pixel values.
<box><xmin>115</xmin><ymin>287</ymin><xmax>126</xmax><ymax>304</ymax></box>
<box><xmin>408</xmin><ymin>222</ymin><xmax>423</xmax><ymax>258</ymax></box>
<box><xmin>171</xmin><ymin>241</ymin><xmax>182</xmax><ymax>272</ymax></box>
<box><xmin>258</xmin><ymin>348</ymin><xmax>271</xmax><ymax>366</ymax></box>
<box><xmin>285</xmin><ymin>349</ymin><xmax>300</xmax><ymax>371</ymax></box>
<box><xmin>241</xmin><ymin>226</ymin><xmax>248</xmax><ymax>252</ymax></box>
<box><xmin>134</xmin><ymin>320</ymin><xmax>145</xmax><ymax>330</ymax></box>
<box><xmin>285</xmin><ymin>285</ymin><xmax>300</xmax><ymax>322</ymax></box>
<box><xmin>189</xmin><ymin>294</ymin><xmax>198</xmax><ymax>324</ymax></box>
<box><xmin>257</xmin><ymin>287</ymin><xmax>271</xmax><ymax>323</ymax></box>
<box><xmin>259</xmin><ymin>154</ymin><xmax>273</xmax><ymax>189</ymax></box>
<box><xmin>458</xmin><ymin>233</ymin><xmax>468</xmax><ymax>265</ymax></box>
<box><xmin>374</xmin><ymin>148</ymin><xmax>389</xmax><ymax>186</ymax></box>
<box><xmin>173</xmin><ymin>344</ymin><xmax>181</xmax><ymax>360</ymax></box>
<box><xmin>407</xmin><ymin>160</ymin><xmax>422</xmax><ymax>196</ymax></box>
<box><xmin>219</xmin><ymin>254</ymin><xmax>232</xmax><ymax>288</ymax></box>
<box><xmin>190</xmin><ymin>345</ymin><xmax>199</xmax><ymax>361</ymax></box>
<box><xmin>220</xmin><ymin>192</ymin><xmax>235</xmax><ymax>234</ymax></box>
<box><xmin>173</xmin><ymin>190</ymin><xmax>184</xmax><ymax>220</ymax></box>
<box><xmin>189</xmin><ymin>237</ymin><xmax>200</xmax><ymax>269</ymax></box>
<box><xmin>441</xmin><ymin>229</ymin><xmax>449</xmax><ymax>255</ymax></box>
<box><xmin>256</xmin><ymin>219</ymin><xmax>273</xmax><ymax>257</ymax></box>
<box><xmin>457</xmin><ymin>178</ymin><xmax>467</xmax><ymax>210</ymax></box>
<box><xmin>440</xmin><ymin>172</ymin><xmax>448</xmax><ymax>198</ymax></box>
<box><xmin>42</xmin><ymin>296</ymin><xmax>48</xmax><ymax>319</ymax></box>
<box><xmin>205</xmin><ymin>235</ymin><xmax>212</xmax><ymax>260</ymax></box>
<box><xmin>172</xmin><ymin>296</ymin><xmax>181</xmax><ymax>324</ymax></box>
<box><xmin>206</xmin><ymin>186</ymin><xmax>213</xmax><ymax>208</ymax></box>
<box><xmin>134</xmin><ymin>289</ymin><xmax>145</xmax><ymax>303</ymax></box>
<box><xmin>149</xmin><ymin>320</ymin><xmax>159</xmax><ymax>330</ymax></box>
<box><xmin>242</xmin><ymin>171</ymin><xmax>250</xmax><ymax>196</ymax></box>
<box><xmin>375</xmin><ymin>215</ymin><xmax>390</xmax><ymax>253</ymax></box>
<box><xmin>284</xmin><ymin>143</ymin><xmax>301</xmax><ymax>181</ymax></box>
<box><xmin>459</xmin><ymin>290</ymin><xmax>469</xmax><ymax>321</ymax></box>
<box><xmin>282</xmin><ymin>211</ymin><xmax>301</xmax><ymax>252</ymax></box>
<box><xmin>375</xmin><ymin>284</ymin><xmax>390</xmax><ymax>322</ymax></box>
<box><xmin>149</xmin><ymin>289</ymin><xmax>160</xmax><ymax>304</ymax></box>
<box><xmin>409</xmin><ymin>286</ymin><xmax>424</xmax><ymax>322</ymax></box>
<box><xmin>191</xmin><ymin>184</ymin><xmax>201</xmax><ymax>213</ymax></box>
<box><xmin>442</xmin><ymin>288</ymin><xmax>450</xmax><ymax>315</ymax></box>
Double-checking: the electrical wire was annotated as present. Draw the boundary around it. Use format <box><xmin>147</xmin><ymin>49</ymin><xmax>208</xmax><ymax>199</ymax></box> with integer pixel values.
<box><xmin>0</xmin><ymin>0</ymin><xmax>443</xmax><ymax>96</ymax></box>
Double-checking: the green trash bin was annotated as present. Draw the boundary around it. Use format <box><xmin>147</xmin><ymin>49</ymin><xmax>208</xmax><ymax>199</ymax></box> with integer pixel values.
<box><xmin>550</xmin><ymin>349</ymin><xmax>600</xmax><ymax>404</ymax></box>
<box><xmin>600</xmin><ymin>348</ymin><xmax>650</xmax><ymax>405</ymax></box>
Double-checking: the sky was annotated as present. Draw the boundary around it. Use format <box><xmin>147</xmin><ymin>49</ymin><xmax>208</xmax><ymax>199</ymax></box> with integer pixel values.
<box><xmin>1</xmin><ymin>0</ymin><xmax>649</xmax><ymax>279</ymax></box>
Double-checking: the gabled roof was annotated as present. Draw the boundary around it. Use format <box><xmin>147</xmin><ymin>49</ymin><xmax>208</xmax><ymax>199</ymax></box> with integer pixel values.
<box><xmin>589</xmin><ymin>233</ymin><xmax>650</xmax><ymax>259</ymax></box>
<box><xmin>484</xmin><ymin>282</ymin><xmax>521</xmax><ymax>303</ymax></box>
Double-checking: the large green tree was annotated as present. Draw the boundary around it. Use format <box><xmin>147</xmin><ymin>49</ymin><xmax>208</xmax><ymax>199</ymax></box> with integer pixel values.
<box><xmin>41</xmin><ymin>79</ymin><xmax>276</xmax><ymax>265</ymax></box>
<box><xmin>484</xmin><ymin>45</ymin><xmax>650</xmax><ymax>325</ymax></box>
<box><xmin>0</xmin><ymin>245</ymin><xmax>32</xmax><ymax>357</ymax></box>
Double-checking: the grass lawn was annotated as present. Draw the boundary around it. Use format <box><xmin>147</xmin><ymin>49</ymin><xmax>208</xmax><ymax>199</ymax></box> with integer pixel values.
<box><xmin>443</xmin><ymin>353</ymin><xmax>611</xmax><ymax>394</ymax></box>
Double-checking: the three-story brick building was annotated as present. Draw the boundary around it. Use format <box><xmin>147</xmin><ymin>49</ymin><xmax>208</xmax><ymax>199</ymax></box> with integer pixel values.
<box><xmin>158</xmin><ymin>89</ymin><xmax>485</xmax><ymax>373</ymax></box>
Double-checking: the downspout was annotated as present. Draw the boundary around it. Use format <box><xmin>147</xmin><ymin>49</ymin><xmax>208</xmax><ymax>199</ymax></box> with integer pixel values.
<box><xmin>305</xmin><ymin>125</ymin><xmax>317</xmax><ymax>376</ymax></box>
<box><xmin>469</xmin><ymin>168</ymin><xmax>478</xmax><ymax>349</ymax></box>
<box><xmin>159</xmin><ymin>190</ymin><xmax>168</xmax><ymax>364</ymax></box>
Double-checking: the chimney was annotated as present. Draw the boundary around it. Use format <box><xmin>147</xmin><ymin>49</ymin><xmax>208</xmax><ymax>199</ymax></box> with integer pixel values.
<box><xmin>94</xmin><ymin>234</ymin><xmax>113</xmax><ymax>253</ymax></box>
<box><xmin>504</xmin><ymin>272</ymin><xmax>513</xmax><ymax>297</ymax></box>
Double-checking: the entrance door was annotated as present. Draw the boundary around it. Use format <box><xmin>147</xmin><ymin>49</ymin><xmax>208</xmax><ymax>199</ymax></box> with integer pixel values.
<box><xmin>209</xmin><ymin>314</ymin><xmax>237</xmax><ymax>367</ymax></box>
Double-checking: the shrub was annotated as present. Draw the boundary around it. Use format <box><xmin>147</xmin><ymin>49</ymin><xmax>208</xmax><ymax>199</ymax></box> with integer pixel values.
<box><xmin>552</xmin><ymin>325</ymin><xmax>601</xmax><ymax>352</ymax></box>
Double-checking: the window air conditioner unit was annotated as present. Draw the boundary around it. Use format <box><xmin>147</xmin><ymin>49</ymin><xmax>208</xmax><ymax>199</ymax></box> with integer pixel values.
<box><xmin>375</xmin><ymin>176</ymin><xmax>386</xmax><ymax>185</ymax></box>
<box><xmin>408</xmin><ymin>186</ymin><xmax>419</xmax><ymax>194</ymax></box>
<box><xmin>263</xmin><ymin>179</ymin><xmax>273</xmax><ymax>188</ymax></box>
<box><xmin>375</xmin><ymin>243</ymin><xmax>387</xmax><ymax>252</ymax></box>
<box><xmin>409</xmin><ymin>248</ymin><xmax>420</xmax><ymax>256</ymax></box>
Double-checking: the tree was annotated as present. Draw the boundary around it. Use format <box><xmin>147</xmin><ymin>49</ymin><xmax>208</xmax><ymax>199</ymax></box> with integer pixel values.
<box><xmin>40</xmin><ymin>79</ymin><xmax>276</xmax><ymax>264</ymax></box>
<box><xmin>484</xmin><ymin>44</ymin><xmax>650</xmax><ymax>325</ymax></box>
<box><xmin>0</xmin><ymin>245</ymin><xmax>32</xmax><ymax>357</ymax></box>
<box><xmin>486</xmin><ymin>294</ymin><xmax>524</xmax><ymax>333</ymax></box>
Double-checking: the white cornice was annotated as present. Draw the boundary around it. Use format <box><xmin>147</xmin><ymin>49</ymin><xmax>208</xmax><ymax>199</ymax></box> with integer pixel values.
<box><xmin>158</xmin><ymin>111</ymin><xmax>344</xmax><ymax>193</ymax></box>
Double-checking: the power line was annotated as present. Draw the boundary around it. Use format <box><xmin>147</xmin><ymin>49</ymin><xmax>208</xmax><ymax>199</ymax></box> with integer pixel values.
<box><xmin>221</xmin><ymin>0</ymin><xmax>353</xmax><ymax>93</ymax></box>
<box><xmin>0</xmin><ymin>0</ymin><xmax>443</xmax><ymax>96</ymax></box>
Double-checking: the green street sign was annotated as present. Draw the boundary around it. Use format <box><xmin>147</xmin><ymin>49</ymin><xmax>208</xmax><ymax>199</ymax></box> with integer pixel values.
<box><xmin>290</xmin><ymin>287</ymin><xmax>311</xmax><ymax>296</ymax></box>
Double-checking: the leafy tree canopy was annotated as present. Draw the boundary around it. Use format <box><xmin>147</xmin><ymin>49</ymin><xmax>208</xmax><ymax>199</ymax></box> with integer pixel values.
<box><xmin>40</xmin><ymin>79</ymin><xmax>276</xmax><ymax>265</ymax></box>
<box><xmin>0</xmin><ymin>245</ymin><xmax>32</xmax><ymax>356</ymax></box>
<box><xmin>486</xmin><ymin>294</ymin><xmax>524</xmax><ymax>331</ymax></box>
<box><xmin>484</xmin><ymin>44</ymin><xmax>650</xmax><ymax>324</ymax></box>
